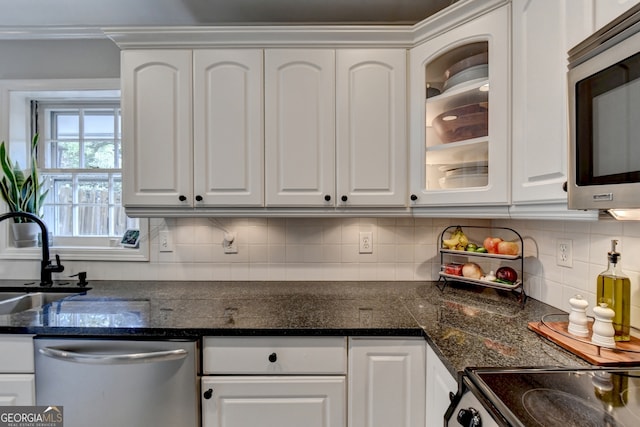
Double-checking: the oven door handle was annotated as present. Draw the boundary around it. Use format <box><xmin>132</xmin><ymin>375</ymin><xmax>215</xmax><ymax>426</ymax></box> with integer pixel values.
<box><xmin>38</xmin><ymin>346</ymin><xmax>189</xmax><ymax>365</ymax></box>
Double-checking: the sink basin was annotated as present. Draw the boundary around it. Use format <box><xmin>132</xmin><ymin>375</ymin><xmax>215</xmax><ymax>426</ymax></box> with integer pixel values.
<box><xmin>0</xmin><ymin>292</ymin><xmax>81</xmax><ymax>315</ymax></box>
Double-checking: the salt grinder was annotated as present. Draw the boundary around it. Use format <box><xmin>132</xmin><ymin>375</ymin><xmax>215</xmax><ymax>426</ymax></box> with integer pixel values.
<box><xmin>591</xmin><ymin>303</ymin><xmax>616</xmax><ymax>348</ymax></box>
<box><xmin>568</xmin><ymin>295</ymin><xmax>589</xmax><ymax>337</ymax></box>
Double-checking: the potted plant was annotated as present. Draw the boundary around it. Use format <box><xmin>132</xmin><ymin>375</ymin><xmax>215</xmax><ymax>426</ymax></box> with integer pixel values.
<box><xmin>0</xmin><ymin>134</ymin><xmax>49</xmax><ymax>246</ymax></box>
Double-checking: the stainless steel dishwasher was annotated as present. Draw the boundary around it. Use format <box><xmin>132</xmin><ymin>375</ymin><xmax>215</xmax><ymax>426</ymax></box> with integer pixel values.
<box><xmin>34</xmin><ymin>338</ymin><xmax>198</xmax><ymax>427</ymax></box>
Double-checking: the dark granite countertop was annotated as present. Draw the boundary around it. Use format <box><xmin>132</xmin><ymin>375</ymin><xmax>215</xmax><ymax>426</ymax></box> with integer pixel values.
<box><xmin>0</xmin><ymin>280</ymin><xmax>586</xmax><ymax>376</ymax></box>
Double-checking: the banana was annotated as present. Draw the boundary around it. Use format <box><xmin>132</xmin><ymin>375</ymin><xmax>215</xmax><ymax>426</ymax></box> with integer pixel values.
<box><xmin>442</xmin><ymin>226</ymin><xmax>469</xmax><ymax>250</ymax></box>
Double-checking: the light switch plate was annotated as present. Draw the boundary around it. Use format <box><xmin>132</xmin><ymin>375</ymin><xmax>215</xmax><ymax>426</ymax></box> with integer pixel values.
<box><xmin>159</xmin><ymin>230</ymin><xmax>173</xmax><ymax>252</ymax></box>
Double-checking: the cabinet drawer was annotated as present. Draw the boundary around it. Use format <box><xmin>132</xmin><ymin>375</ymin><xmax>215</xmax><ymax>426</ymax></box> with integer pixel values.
<box><xmin>0</xmin><ymin>335</ymin><xmax>33</xmax><ymax>373</ymax></box>
<box><xmin>203</xmin><ymin>336</ymin><xmax>346</xmax><ymax>374</ymax></box>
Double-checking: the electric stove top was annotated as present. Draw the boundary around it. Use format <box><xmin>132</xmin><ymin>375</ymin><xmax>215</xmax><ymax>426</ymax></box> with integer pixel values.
<box><xmin>450</xmin><ymin>367</ymin><xmax>640</xmax><ymax>427</ymax></box>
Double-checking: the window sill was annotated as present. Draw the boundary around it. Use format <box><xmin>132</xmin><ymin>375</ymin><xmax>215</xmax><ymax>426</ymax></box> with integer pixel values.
<box><xmin>0</xmin><ymin>244</ymin><xmax>149</xmax><ymax>262</ymax></box>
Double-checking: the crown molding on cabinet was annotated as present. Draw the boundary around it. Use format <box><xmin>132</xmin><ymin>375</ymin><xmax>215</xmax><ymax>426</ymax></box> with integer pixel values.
<box><xmin>102</xmin><ymin>0</ymin><xmax>510</xmax><ymax>49</ymax></box>
<box><xmin>103</xmin><ymin>25</ymin><xmax>416</xmax><ymax>49</ymax></box>
<box><xmin>0</xmin><ymin>26</ymin><xmax>106</xmax><ymax>40</ymax></box>
<box><xmin>411</xmin><ymin>0</ymin><xmax>509</xmax><ymax>45</ymax></box>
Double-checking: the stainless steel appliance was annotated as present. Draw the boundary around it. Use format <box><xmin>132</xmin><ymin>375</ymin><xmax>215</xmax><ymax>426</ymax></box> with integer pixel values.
<box><xmin>568</xmin><ymin>4</ymin><xmax>640</xmax><ymax>217</ymax></box>
<box><xmin>446</xmin><ymin>366</ymin><xmax>640</xmax><ymax>426</ymax></box>
<box><xmin>35</xmin><ymin>338</ymin><xmax>198</xmax><ymax>427</ymax></box>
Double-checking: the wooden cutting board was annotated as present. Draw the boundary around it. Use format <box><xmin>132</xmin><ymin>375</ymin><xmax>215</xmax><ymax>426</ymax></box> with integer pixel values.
<box><xmin>528</xmin><ymin>320</ymin><xmax>640</xmax><ymax>366</ymax></box>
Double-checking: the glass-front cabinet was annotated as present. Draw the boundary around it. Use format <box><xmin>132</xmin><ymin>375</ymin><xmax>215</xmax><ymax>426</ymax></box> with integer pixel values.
<box><xmin>409</xmin><ymin>4</ymin><xmax>510</xmax><ymax>207</ymax></box>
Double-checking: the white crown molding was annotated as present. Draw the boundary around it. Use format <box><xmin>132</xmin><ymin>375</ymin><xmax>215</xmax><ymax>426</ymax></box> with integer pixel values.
<box><xmin>0</xmin><ymin>0</ymin><xmax>511</xmax><ymax>48</ymax></box>
<box><xmin>411</xmin><ymin>0</ymin><xmax>510</xmax><ymax>45</ymax></box>
<box><xmin>0</xmin><ymin>26</ymin><xmax>106</xmax><ymax>40</ymax></box>
<box><xmin>102</xmin><ymin>25</ymin><xmax>416</xmax><ymax>49</ymax></box>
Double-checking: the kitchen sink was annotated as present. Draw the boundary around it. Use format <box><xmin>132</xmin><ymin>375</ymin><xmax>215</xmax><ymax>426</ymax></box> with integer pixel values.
<box><xmin>0</xmin><ymin>292</ymin><xmax>82</xmax><ymax>315</ymax></box>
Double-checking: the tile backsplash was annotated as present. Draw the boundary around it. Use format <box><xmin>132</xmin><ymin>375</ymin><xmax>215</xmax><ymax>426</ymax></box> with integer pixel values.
<box><xmin>4</xmin><ymin>216</ymin><xmax>640</xmax><ymax>328</ymax></box>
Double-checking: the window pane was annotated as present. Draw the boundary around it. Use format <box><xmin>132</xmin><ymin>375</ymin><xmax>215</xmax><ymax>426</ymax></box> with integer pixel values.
<box><xmin>55</xmin><ymin>113</ymin><xmax>79</xmax><ymax>139</ymax></box>
<box><xmin>56</xmin><ymin>141</ymin><xmax>80</xmax><ymax>168</ymax></box>
<box><xmin>84</xmin><ymin>113</ymin><xmax>114</xmax><ymax>139</ymax></box>
<box><xmin>38</xmin><ymin>102</ymin><xmax>137</xmax><ymax>242</ymax></box>
<box><xmin>84</xmin><ymin>141</ymin><xmax>116</xmax><ymax>169</ymax></box>
<box><xmin>77</xmin><ymin>176</ymin><xmax>109</xmax><ymax>236</ymax></box>
<box><xmin>53</xmin><ymin>206</ymin><xmax>74</xmax><ymax>236</ymax></box>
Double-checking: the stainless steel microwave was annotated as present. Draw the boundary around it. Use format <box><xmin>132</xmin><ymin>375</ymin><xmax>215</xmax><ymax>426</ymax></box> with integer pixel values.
<box><xmin>568</xmin><ymin>4</ymin><xmax>640</xmax><ymax>218</ymax></box>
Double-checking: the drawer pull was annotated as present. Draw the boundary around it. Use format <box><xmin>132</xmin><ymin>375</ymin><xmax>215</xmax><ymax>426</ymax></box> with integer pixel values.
<box><xmin>203</xmin><ymin>388</ymin><xmax>213</xmax><ymax>399</ymax></box>
<box><xmin>268</xmin><ymin>352</ymin><xmax>277</xmax><ymax>363</ymax></box>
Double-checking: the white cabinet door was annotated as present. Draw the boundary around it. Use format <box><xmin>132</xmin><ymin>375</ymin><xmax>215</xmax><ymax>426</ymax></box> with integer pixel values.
<box><xmin>425</xmin><ymin>345</ymin><xmax>457</xmax><ymax>427</ymax></box>
<box><xmin>265</xmin><ymin>49</ymin><xmax>336</xmax><ymax>206</ymax></box>
<box><xmin>348</xmin><ymin>338</ymin><xmax>425</xmax><ymax>427</ymax></box>
<box><xmin>193</xmin><ymin>50</ymin><xmax>264</xmax><ymax>206</ymax></box>
<box><xmin>121</xmin><ymin>50</ymin><xmax>193</xmax><ymax>207</ymax></box>
<box><xmin>409</xmin><ymin>5</ymin><xmax>510</xmax><ymax>207</ymax></box>
<box><xmin>511</xmin><ymin>0</ymin><xmax>570</xmax><ymax>204</ymax></box>
<box><xmin>0</xmin><ymin>374</ymin><xmax>35</xmax><ymax>406</ymax></box>
<box><xmin>336</xmin><ymin>49</ymin><xmax>407</xmax><ymax>207</ymax></box>
<box><xmin>594</xmin><ymin>0</ymin><xmax>640</xmax><ymax>29</ymax></box>
<box><xmin>201</xmin><ymin>376</ymin><xmax>346</xmax><ymax>427</ymax></box>
<box><xmin>0</xmin><ymin>335</ymin><xmax>35</xmax><ymax>406</ymax></box>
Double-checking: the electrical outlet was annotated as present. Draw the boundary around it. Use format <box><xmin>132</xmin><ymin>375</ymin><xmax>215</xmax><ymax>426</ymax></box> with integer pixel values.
<box><xmin>359</xmin><ymin>231</ymin><xmax>373</xmax><ymax>254</ymax></box>
<box><xmin>159</xmin><ymin>230</ymin><xmax>173</xmax><ymax>252</ymax></box>
<box><xmin>223</xmin><ymin>232</ymin><xmax>238</xmax><ymax>254</ymax></box>
<box><xmin>556</xmin><ymin>238</ymin><xmax>573</xmax><ymax>267</ymax></box>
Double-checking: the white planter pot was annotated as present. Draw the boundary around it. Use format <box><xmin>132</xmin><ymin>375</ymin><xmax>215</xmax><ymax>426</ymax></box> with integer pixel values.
<box><xmin>11</xmin><ymin>222</ymin><xmax>40</xmax><ymax>248</ymax></box>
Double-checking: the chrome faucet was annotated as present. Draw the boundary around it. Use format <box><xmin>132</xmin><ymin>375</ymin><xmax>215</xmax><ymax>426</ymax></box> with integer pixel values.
<box><xmin>0</xmin><ymin>211</ymin><xmax>64</xmax><ymax>286</ymax></box>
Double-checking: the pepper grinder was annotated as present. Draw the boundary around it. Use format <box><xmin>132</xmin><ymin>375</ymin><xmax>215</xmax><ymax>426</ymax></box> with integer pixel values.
<box><xmin>591</xmin><ymin>303</ymin><xmax>616</xmax><ymax>348</ymax></box>
<box><xmin>568</xmin><ymin>295</ymin><xmax>589</xmax><ymax>337</ymax></box>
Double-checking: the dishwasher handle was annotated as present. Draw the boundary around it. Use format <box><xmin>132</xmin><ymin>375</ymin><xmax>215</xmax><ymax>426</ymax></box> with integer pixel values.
<box><xmin>39</xmin><ymin>346</ymin><xmax>189</xmax><ymax>365</ymax></box>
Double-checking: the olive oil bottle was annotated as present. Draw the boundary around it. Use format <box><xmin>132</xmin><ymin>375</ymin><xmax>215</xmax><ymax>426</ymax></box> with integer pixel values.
<box><xmin>596</xmin><ymin>240</ymin><xmax>631</xmax><ymax>341</ymax></box>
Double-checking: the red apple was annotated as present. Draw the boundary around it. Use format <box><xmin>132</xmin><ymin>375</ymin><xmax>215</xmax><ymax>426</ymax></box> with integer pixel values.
<box><xmin>497</xmin><ymin>241</ymin><xmax>519</xmax><ymax>256</ymax></box>
<box><xmin>483</xmin><ymin>237</ymin><xmax>503</xmax><ymax>254</ymax></box>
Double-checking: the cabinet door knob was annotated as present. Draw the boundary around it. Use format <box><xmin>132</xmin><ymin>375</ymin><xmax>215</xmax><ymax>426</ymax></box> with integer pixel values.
<box><xmin>203</xmin><ymin>388</ymin><xmax>213</xmax><ymax>399</ymax></box>
<box><xmin>410</xmin><ymin>194</ymin><xmax>418</xmax><ymax>201</ymax></box>
<box><xmin>268</xmin><ymin>352</ymin><xmax>277</xmax><ymax>363</ymax></box>
<box><xmin>324</xmin><ymin>194</ymin><xmax>331</xmax><ymax>202</ymax></box>
<box><xmin>562</xmin><ymin>181</ymin><xmax>568</xmax><ymax>192</ymax></box>
<box><xmin>341</xmin><ymin>195</ymin><xmax>348</xmax><ymax>202</ymax></box>
<box><xmin>195</xmin><ymin>195</ymin><xmax>203</xmax><ymax>202</ymax></box>
<box><xmin>178</xmin><ymin>195</ymin><xmax>187</xmax><ymax>202</ymax></box>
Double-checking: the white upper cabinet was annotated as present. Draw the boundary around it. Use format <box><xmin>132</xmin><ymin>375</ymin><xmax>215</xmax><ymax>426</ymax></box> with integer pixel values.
<box><xmin>409</xmin><ymin>4</ymin><xmax>510</xmax><ymax>207</ymax></box>
<box><xmin>336</xmin><ymin>49</ymin><xmax>407</xmax><ymax>207</ymax></box>
<box><xmin>122</xmin><ymin>50</ymin><xmax>193</xmax><ymax>207</ymax></box>
<box><xmin>511</xmin><ymin>0</ymin><xmax>569</xmax><ymax>204</ymax></box>
<box><xmin>193</xmin><ymin>50</ymin><xmax>264</xmax><ymax>206</ymax></box>
<box><xmin>594</xmin><ymin>0</ymin><xmax>640</xmax><ymax>30</ymax></box>
<box><xmin>265</xmin><ymin>48</ymin><xmax>407</xmax><ymax>208</ymax></box>
<box><xmin>122</xmin><ymin>49</ymin><xmax>263</xmax><ymax>209</ymax></box>
<box><xmin>264</xmin><ymin>49</ymin><xmax>336</xmax><ymax>207</ymax></box>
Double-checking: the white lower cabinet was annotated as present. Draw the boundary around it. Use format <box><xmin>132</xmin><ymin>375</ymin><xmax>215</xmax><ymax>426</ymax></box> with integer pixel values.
<box><xmin>0</xmin><ymin>335</ymin><xmax>34</xmax><ymax>406</ymax></box>
<box><xmin>201</xmin><ymin>376</ymin><xmax>345</xmax><ymax>427</ymax></box>
<box><xmin>425</xmin><ymin>345</ymin><xmax>457</xmax><ymax>427</ymax></box>
<box><xmin>348</xmin><ymin>337</ymin><xmax>426</xmax><ymax>427</ymax></box>
<box><xmin>201</xmin><ymin>336</ymin><xmax>347</xmax><ymax>427</ymax></box>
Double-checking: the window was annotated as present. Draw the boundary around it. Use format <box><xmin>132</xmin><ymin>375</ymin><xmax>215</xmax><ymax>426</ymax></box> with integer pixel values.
<box><xmin>34</xmin><ymin>100</ymin><xmax>138</xmax><ymax>246</ymax></box>
<box><xmin>0</xmin><ymin>80</ymin><xmax>148</xmax><ymax>262</ymax></box>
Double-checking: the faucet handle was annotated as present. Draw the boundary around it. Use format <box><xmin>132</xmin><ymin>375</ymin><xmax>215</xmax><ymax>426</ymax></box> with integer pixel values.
<box><xmin>52</xmin><ymin>254</ymin><xmax>64</xmax><ymax>273</ymax></box>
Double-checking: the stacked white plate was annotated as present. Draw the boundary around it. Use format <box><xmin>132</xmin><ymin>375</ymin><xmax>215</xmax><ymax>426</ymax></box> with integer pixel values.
<box><xmin>438</xmin><ymin>163</ymin><xmax>488</xmax><ymax>189</ymax></box>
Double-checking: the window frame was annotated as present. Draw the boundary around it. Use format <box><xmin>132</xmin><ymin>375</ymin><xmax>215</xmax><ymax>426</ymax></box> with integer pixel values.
<box><xmin>0</xmin><ymin>79</ymin><xmax>148</xmax><ymax>262</ymax></box>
